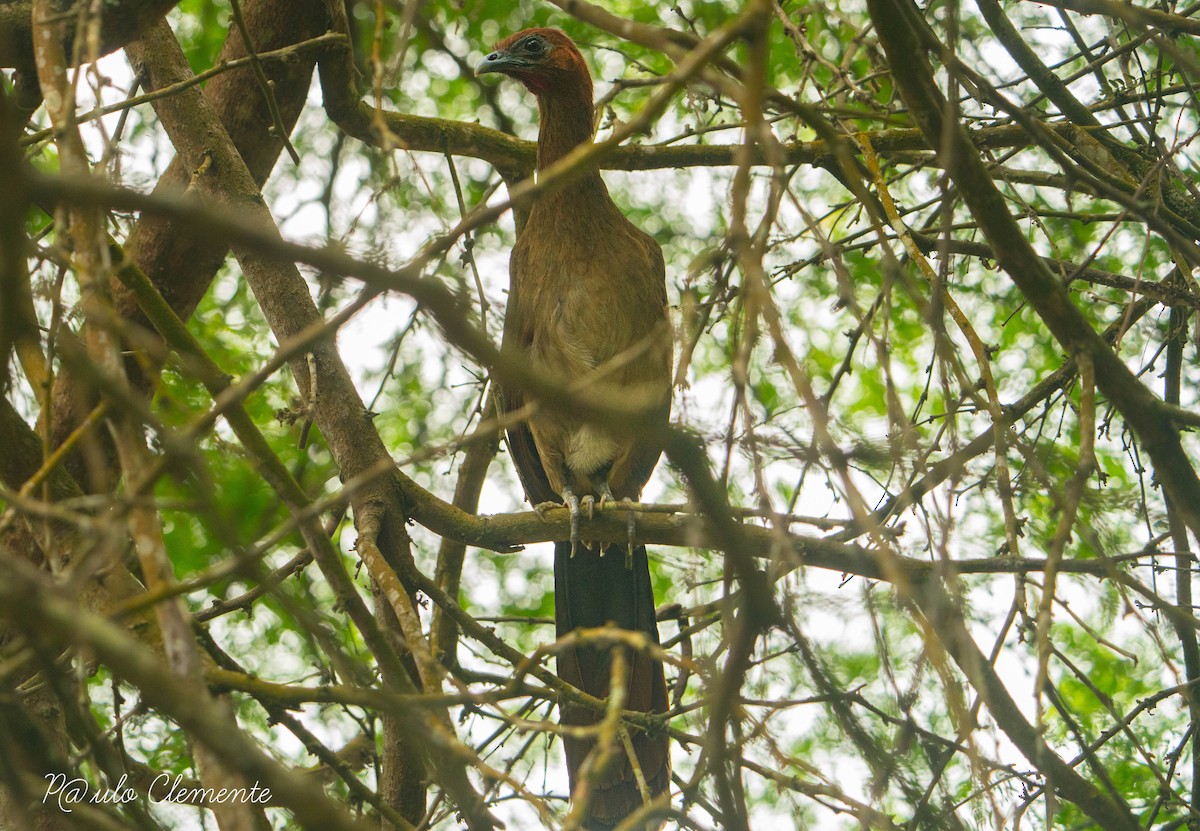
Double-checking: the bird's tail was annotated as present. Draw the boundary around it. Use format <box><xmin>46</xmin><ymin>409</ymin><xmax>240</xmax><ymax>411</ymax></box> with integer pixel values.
<box><xmin>554</xmin><ymin>541</ymin><xmax>670</xmax><ymax>829</ymax></box>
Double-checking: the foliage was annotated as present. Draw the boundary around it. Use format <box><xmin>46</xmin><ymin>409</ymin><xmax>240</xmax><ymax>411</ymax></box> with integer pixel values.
<box><xmin>2</xmin><ymin>0</ymin><xmax>1199</xmax><ymax>829</ymax></box>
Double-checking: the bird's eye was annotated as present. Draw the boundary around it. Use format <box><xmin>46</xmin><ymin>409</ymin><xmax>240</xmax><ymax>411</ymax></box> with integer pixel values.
<box><xmin>523</xmin><ymin>38</ymin><xmax>544</xmax><ymax>53</ymax></box>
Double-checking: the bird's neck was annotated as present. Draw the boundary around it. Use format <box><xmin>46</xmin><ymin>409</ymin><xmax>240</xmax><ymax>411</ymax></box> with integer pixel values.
<box><xmin>533</xmin><ymin>84</ymin><xmax>616</xmax><ymax>213</ymax></box>
<box><xmin>536</xmin><ymin>85</ymin><xmax>597</xmax><ymax>172</ymax></box>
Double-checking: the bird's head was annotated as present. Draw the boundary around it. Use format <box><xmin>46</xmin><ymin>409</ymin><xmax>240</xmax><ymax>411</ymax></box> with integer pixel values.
<box><xmin>475</xmin><ymin>28</ymin><xmax>592</xmax><ymax>99</ymax></box>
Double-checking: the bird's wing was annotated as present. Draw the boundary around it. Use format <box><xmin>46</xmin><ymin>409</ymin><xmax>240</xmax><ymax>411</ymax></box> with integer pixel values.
<box><xmin>500</xmin><ymin>244</ymin><xmax>560</xmax><ymax>506</ymax></box>
<box><xmin>606</xmin><ymin>226</ymin><xmax>673</xmax><ymax>499</ymax></box>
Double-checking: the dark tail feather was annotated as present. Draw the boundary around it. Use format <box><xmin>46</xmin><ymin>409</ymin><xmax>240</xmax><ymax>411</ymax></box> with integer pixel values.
<box><xmin>554</xmin><ymin>541</ymin><xmax>670</xmax><ymax>829</ymax></box>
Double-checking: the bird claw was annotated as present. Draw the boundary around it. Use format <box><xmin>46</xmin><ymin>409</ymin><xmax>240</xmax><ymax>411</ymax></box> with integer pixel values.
<box><xmin>579</xmin><ymin>494</ymin><xmax>597</xmax><ymax>553</ymax></box>
<box><xmin>533</xmin><ymin>501</ymin><xmax>560</xmax><ymax>522</ymax></box>
<box><xmin>561</xmin><ymin>488</ymin><xmax>582</xmax><ymax>556</ymax></box>
<box><xmin>596</xmin><ymin>483</ymin><xmax>615</xmax><ymax>512</ymax></box>
<box><xmin>582</xmin><ymin>494</ymin><xmax>604</xmax><ymax>553</ymax></box>
<box><xmin>621</xmin><ymin>498</ymin><xmax>637</xmax><ymax>568</ymax></box>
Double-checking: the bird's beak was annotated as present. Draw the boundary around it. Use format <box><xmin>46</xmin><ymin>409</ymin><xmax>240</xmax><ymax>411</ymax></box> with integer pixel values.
<box><xmin>475</xmin><ymin>50</ymin><xmax>525</xmax><ymax>77</ymax></box>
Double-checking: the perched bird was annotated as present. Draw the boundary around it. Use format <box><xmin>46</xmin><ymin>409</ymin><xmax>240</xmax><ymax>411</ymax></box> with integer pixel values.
<box><xmin>477</xmin><ymin>28</ymin><xmax>673</xmax><ymax>829</ymax></box>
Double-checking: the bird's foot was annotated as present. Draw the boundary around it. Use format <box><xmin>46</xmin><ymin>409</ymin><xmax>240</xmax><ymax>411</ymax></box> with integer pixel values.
<box><xmin>621</xmin><ymin>498</ymin><xmax>637</xmax><ymax>568</ymax></box>
<box><xmin>561</xmin><ymin>487</ymin><xmax>582</xmax><ymax>556</ymax></box>
<box><xmin>533</xmin><ymin>501</ymin><xmax>560</xmax><ymax>522</ymax></box>
<box><xmin>596</xmin><ymin>483</ymin><xmax>616</xmax><ymax>512</ymax></box>
<box><xmin>579</xmin><ymin>494</ymin><xmax>596</xmax><ymax>553</ymax></box>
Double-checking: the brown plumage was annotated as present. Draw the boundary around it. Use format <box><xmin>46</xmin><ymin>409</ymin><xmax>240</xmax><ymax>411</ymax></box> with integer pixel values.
<box><xmin>477</xmin><ymin>28</ymin><xmax>672</xmax><ymax>829</ymax></box>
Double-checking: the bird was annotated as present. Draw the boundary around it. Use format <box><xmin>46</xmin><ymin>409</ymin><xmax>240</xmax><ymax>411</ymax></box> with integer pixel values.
<box><xmin>477</xmin><ymin>28</ymin><xmax>673</xmax><ymax>829</ymax></box>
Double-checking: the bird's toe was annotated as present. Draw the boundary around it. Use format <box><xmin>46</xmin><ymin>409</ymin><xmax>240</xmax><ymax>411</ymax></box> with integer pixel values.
<box><xmin>596</xmin><ymin>483</ymin><xmax>615</xmax><ymax>511</ymax></box>
<box><xmin>622</xmin><ymin>498</ymin><xmax>637</xmax><ymax>567</ymax></box>
<box><xmin>533</xmin><ymin>501</ymin><xmax>560</xmax><ymax>522</ymax></box>
<box><xmin>562</xmin><ymin>488</ymin><xmax>582</xmax><ymax>556</ymax></box>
